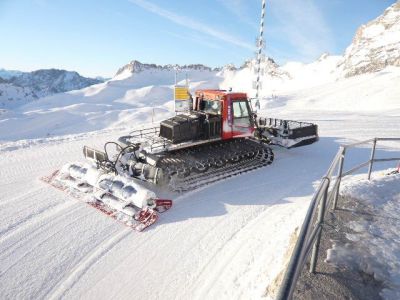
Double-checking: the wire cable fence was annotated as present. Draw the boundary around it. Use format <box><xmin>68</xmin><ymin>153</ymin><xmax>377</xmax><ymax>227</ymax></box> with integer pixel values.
<box><xmin>276</xmin><ymin>137</ymin><xmax>400</xmax><ymax>300</ymax></box>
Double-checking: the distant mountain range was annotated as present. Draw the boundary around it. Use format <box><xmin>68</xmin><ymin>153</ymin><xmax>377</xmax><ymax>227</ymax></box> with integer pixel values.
<box><xmin>1</xmin><ymin>1</ymin><xmax>399</xmax><ymax>110</ymax></box>
<box><xmin>0</xmin><ymin>69</ymin><xmax>23</xmax><ymax>80</ymax></box>
<box><xmin>0</xmin><ymin>69</ymin><xmax>103</xmax><ymax>108</ymax></box>
<box><xmin>115</xmin><ymin>61</ymin><xmax>214</xmax><ymax>77</ymax></box>
<box><xmin>115</xmin><ymin>2</ymin><xmax>400</xmax><ymax>81</ymax></box>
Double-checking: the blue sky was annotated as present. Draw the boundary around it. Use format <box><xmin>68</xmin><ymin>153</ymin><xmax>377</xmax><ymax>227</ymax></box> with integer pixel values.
<box><xmin>0</xmin><ymin>0</ymin><xmax>396</xmax><ymax>77</ymax></box>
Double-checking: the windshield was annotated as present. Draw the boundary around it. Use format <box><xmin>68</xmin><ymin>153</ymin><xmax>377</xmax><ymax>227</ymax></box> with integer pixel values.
<box><xmin>232</xmin><ymin>100</ymin><xmax>251</xmax><ymax>126</ymax></box>
<box><xmin>201</xmin><ymin>100</ymin><xmax>221</xmax><ymax>115</ymax></box>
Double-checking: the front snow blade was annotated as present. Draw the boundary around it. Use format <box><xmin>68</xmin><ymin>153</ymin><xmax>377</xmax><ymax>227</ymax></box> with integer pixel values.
<box><xmin>257</xmin><ymin>117</ymin><xmax>318</xmax><ymax>148</ymax></box>
<box><xmin>268</xmin><ymin>135</ymin><xmax>319</xmax><ymax>149</ymax></box>
<box><xmin>41</xmin><ymin>167</ymin><xmax>168</xmax><ymax>232</ymax></box>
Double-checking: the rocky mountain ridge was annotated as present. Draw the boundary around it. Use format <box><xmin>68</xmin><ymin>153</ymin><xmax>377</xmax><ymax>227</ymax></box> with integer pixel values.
<box><xmin>114</xmin><ymin>57</ymin><xmax>287</xmax><ymax>75</ymax></box>
<box><xmin>2</xmin><ymin>2</ymin><xmax>399</xmax><ymax>109</ymax></box>
<box><xmin>0</xmin><ymin>69</ymin><xmax>103</xmax><ymax>108</ymax></box>
<box><xmin>115</xmin><ymin>60</ymin><xmax>215</xmax><ymax>77</ymax></box>
<box><xmin>0</xmin><ymin>68</ymin><xmax>23</xmax><ymax>80</ymax></box>
<box><xmin>341</xmin><ymin>1</ymin><xmax>400</xmax><ymax>77</ymax></box>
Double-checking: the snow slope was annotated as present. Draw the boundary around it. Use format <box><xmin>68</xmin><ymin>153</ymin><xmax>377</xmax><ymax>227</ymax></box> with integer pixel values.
<box><xmin>2</xmin><ymin>61</ymin><xmax>399</xmax><ymax>142</ymax></box>
<box><xmin>0</xmin><ymin>82</ymin><xmax>37</xmax><ymax>109</ymax></box>
<box><xmin>0</xmin><ymin>66</ymin><xmax>220</xmax><ymax>141</ymax></box>
<box><xmin>2</xmin><ymin>2</ymin><xmax>399</xmax><ymax>142</ymax></box>
<box><xmin>1</xmin><ymin>66</ymin><xmax>400</xmax><ymax>299</ymax></box>
<box><xmin>1</xmin><ymin>4</ymin><xmax>400</xmax><ymax>297</ymax></box>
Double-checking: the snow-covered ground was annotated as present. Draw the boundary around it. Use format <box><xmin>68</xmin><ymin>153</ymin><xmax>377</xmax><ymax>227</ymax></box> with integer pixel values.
<box><xmin>327</xmin><ymin>169</ymin><xmax>400</xmax><ymax>299</ymax></box>
<box><xmin>0</xmin><ymin>126</ymin><xmax>316</xmax><ymax>300</ymax></box>
<box><xmin>1</xmin><ymin>2</ymin><xmax>399</xmax><ymax>297</ymax></box>
<box><xmin>1</xmin><ymin>63</ymin><xmax>399</xmax><ymax>299</ymax></box>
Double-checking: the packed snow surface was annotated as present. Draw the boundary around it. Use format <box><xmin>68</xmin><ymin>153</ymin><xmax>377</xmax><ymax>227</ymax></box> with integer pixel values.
<box><xmin>2</xmin><ymin>3</ymin><xmax>400</xmax><ymax>297</ymax></box>
<box><xmin>1</xmin><ymin>63</ymin><xmax>399</xmax><ymax>299</ymax></box>
<box><xmin>327</xmin><ymin>170</ymin><xmax>400</xmax><ymax>299</ymax></box>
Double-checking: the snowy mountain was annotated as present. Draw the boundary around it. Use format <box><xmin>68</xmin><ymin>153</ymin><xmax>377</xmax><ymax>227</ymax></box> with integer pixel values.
<box><xmin>11</xmin><ymin>69</ymin><xmax>102</xmax><ymax>96</ymax></box>
<box><xmin>111</xmin><ymin>60</ymin><xmax>220</xmax><ymax>90</ymax></box>
<box><xmin>0</xmin><ymin>63</ymin><xmax>224</xmax><ymax>140</ymax></box>
<box><xmin>341</xmin><ymin>1</ymin><xmax>400</xmax><ymax>77</ymax></box>
<box><xmin>0</xmin><ymin>68</ymin><xmax>23</xmax><ymax>80</ymax></box>
<box><xmin>1</xmin><ymin>1</ymin><xmax>400</xmax><ymax>139</ymax></box>
<box><xmin>279</xmin><ymin>54</ymin><xmax>342</xmax><ymax>89</ymax></box>
<box><xmin>219</xmin><ymin>54</ymin><xmax>342</xmax><ymax>97</ymax></box>
<box><xmin>0</xmin><ymin>69</ymin><xmax>103</xmax><ymax>108</ymax></box>
<box><xmin>1</xmin><ymin>54</ymin><xmax>400</xmax><ymax>300</ymax></box>
<box><xmin>1</xmin><ymin>3</ymin><xmax>400</xmax><ymax>299</ymax></box>
<box><xmin>0</xmin><ymin>83</ymin><xmax>38</xmax><ymax>109</ymax></box>
<box><xmin>115</xmin><ymin>60</ymin><xmax>214</xmax><ymax>79</ymax></box>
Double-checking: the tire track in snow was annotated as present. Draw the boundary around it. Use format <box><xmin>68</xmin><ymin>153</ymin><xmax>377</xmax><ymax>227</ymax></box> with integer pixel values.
<box><xmin>107</xmin><ymin>182</ymin><xmax>274</xmax><ymax>299</ymax></box>
<box><xmin>191</xmin><ymin>210</ymin><xmax>273</xmax><ymax>299</ymax></box>
<box><xmin>0</xmin><ymin>127</ymin><xmax>125</xmax><ymax>154</ymax></box>
<box><xmin>179</xmin><ymin>178</ymin><xmax>299</xmax><ymax>299</ymax></box>
<box><xmin>0</xmin><ymin>141</ymin><xmax>82</xmax><ymax>185</ymax></box>
<box><xmin>0</xmin><ymin>206</ymin><xmax>93</xmax><ymax>277</ymax></box>
<box><xmin>46</xmin><ymin>228</ymin><xmax>132</xmax><ymax>300</ymax></box>
<box><xmin>152</xmin><ymin>175</ymin><xmax>286</xmax><ymax>298</ymax></box>
<box><xmin>0</xmin><ymin>185</ymin><xmax>44</xmax><ymax>208</ymax></box>
<box><xmin>0</xmin><ymin>186</ymin><xmax>77</xmax><ymax>239</ymax></box>
<box><xmin>191</xmin><ymin>201</ymin><xmax>303</xmax><ymax>300</ymax></box>
<box><xmin>0</xmin><ymin>200</ymin><xmax>77</xmax><ymax>247</ymax></box>
<box><xmin>1</xmin><ymin>160</ymin><xmax>49</xmax><ymax>184</ymax></box>
<box><xmin>73</xmin><ymin>228</ymin><xmax>163</xmax><ymax>299</ymax></box>
<box><xmin>184</xmin><ymin>205</ymin><xmax>275</xmax><ymax>297</ymax></box>
<box><xmin>108</xmin><ymin>200</ymin><xmax>266</xmax><ymax>300</ymax></box>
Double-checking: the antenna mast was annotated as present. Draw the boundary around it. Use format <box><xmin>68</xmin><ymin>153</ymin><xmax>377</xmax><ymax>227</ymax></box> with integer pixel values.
<box><xmin>255</xmin><ymin>0</ymin><xmax>266</xmax><ymax>110</ymax></box>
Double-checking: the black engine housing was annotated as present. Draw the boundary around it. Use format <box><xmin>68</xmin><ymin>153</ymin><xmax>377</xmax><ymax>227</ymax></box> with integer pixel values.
<box><xmin>160</xmin><ymin>112</ymin><xmax>221</xmax><ymax>144</ymax></box>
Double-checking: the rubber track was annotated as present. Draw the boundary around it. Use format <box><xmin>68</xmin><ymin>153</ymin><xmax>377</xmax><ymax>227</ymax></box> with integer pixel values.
<box><xmin>161</xmin><ymin>139</ymin><xmax>273</xmax><ymax>192</ymax></box>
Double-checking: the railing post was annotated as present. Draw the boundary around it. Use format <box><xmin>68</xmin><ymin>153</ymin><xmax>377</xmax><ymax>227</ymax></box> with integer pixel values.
<box><xmin>310</xmin><ymin>178</ymin><xmax>329</xmax><ymax>273</ymax></box>
<box><xmin>332</xmin><ymin>147</ymin><xmax>345</xmax><ymax>210</ymax></box>
<box><xmin>367</xmin><ymin>138</ymin><xmax>377</xmax><ymax>180</ymax></box>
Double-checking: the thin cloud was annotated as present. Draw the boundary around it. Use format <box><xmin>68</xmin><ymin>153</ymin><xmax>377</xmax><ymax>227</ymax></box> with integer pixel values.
<box><xmin>216</xmin><ymin>0</ymin><xmax>258</xmax><ymax>30</ymax></box>
<box><xmin>129</xmin><ymin>0</ymin><xmax>254</xmax><ymax>51</ymax></box>
<box><xmin>162</xmin><ymin>30</ymin><xmax>222</xmax><ymax>50</ymax></box>
<box><xmin>33</xmin><ymin>0</ymin><xmax>47</xmax><ymax>7</ymax></box>
<box><xmin>269</xmin><ymin>0</ymin><xmax>335</xmax><ymax>61</ymax></box>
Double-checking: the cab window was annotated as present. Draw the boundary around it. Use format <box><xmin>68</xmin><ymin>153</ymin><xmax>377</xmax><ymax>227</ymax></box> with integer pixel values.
<box><xmin>232</xmin><ymin>101</ymin><xmax>251</xmax><ymax>126</ymax></box>
<box><xmin>201</xmin><ymin>99</ymin><xmax>221</xmax><ymax>115</ymax></box>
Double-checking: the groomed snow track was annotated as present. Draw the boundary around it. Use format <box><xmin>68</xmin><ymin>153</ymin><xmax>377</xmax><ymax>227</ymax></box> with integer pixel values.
<box><xmin>0</xmin><ymin>130</ymin><xmax>317</xmax><ymax>300</ymax></box>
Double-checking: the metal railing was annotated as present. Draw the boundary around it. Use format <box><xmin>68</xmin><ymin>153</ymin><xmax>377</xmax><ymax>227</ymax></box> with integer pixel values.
<box><xmin>128</xmin><ymin>126</ymin><xmax>160</xmax><ymax>138</ymax></box>
<box><xmin>276</xmin><ymin>137</ymin><xmax>400</xmax><ymax>300</ymax></box>
<box><xmin>125</xmin><ymin>126</ymin><xmax>171</xmax><ymax>152</ymax></box>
